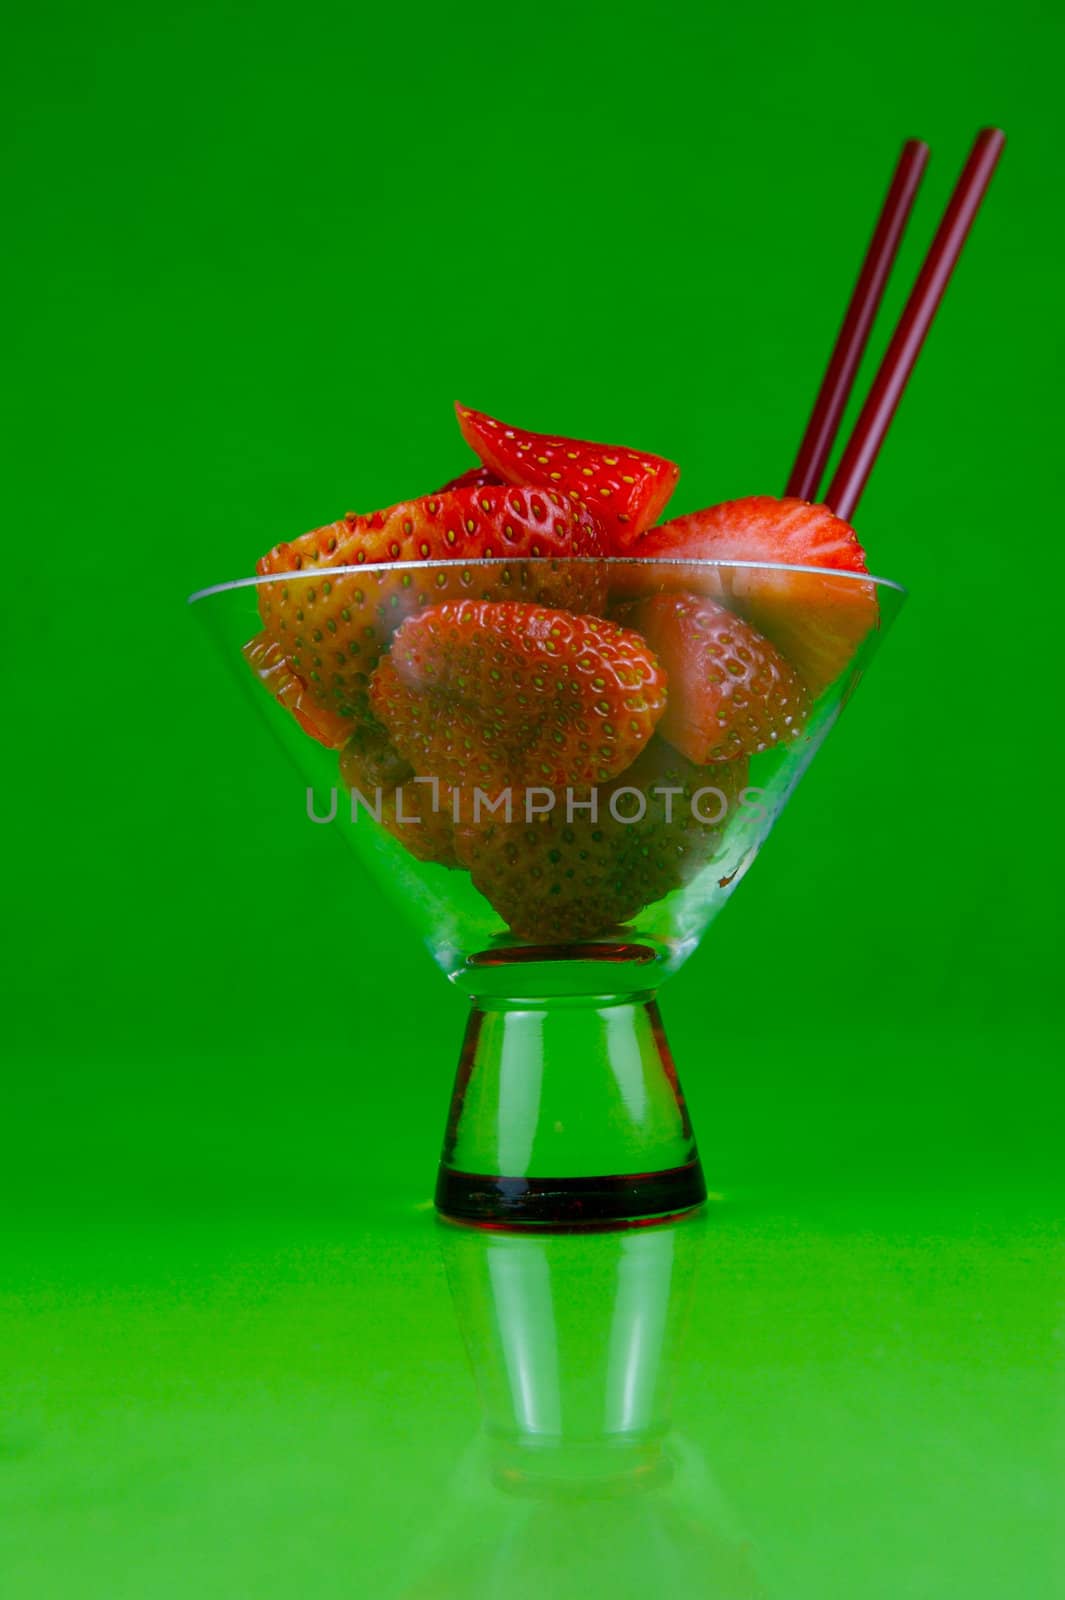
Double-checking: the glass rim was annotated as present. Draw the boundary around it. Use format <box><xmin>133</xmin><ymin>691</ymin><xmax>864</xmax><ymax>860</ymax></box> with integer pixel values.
<box><xmin>188</xmin><ymin>557</ymin><xmax>907</xmax><ymax>605</ymax></box>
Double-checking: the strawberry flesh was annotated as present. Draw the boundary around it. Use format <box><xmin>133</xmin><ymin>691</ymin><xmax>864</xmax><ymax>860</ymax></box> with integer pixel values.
<box><xmin>642</xmin><ymin>496</ymin><xmax>869</xmax><ymax>570</ymax></box>
<box><xmin>369</xmin><ymin>599</ymin><xmax>667</xmax><ymax>791</ymax></box>
<box><xmin>456</xmin><ymin>403</ymin><xmax>680</xmax><ymax>551</ymax></box>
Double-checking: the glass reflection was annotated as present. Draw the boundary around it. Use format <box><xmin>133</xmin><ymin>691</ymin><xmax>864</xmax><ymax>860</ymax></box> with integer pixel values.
<box><xmin>390</xmin><ymin>1216</ymin><xmax>769</xmax><ymax>1598</ymax></box>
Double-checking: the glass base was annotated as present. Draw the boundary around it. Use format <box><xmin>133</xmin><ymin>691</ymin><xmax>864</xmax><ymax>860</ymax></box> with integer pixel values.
<box><xmin>435</xmin><ymin>1163</ymin><xmax>706</xmax><ymax>1229</ymax></box>
<box><xmin>436</xmin><ymin>991</ymin><xmax>707</xmax><ymax>1230</ymax></box>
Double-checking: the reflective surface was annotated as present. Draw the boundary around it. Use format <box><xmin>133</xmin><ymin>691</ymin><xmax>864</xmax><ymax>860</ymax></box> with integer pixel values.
<box><xmin>5</xmin><ymin>1181</ymin><xmax>1060</xmax><ymax>1598</ymax></box>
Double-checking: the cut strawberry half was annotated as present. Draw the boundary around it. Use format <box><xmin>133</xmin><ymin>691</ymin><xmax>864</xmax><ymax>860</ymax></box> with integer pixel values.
<box><xmin>626</xmin><ymin>497</ymin><xmax>879</xmax><ymax>697</ymax></box>
<box><xmin>255</xmin><ymin>485</ymin><xmax>608</xmax><ymax>731</ymax></box>
<box><xmin>453</xmin><ymin>738</ymin><xmax>750</xmax><ymax>942</ymax></box>
<box><xmin>369</xmin><ymin>599</ymin><xmax>667</xmax><ymax>791</ymax></box>
<box><xmin>456</xmin><ymin>403</ymin><xmax>680</xmax><ymax>551</ymax></box>
<box><xmin>621</xmin><ymin>595</ymin><xmax>809</xmax><ymax>764</ymax></box>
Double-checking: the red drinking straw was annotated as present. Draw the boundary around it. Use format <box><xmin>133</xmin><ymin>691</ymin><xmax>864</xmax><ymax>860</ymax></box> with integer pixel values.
<box><xmin>785</xmin><ymin>138</ymin><xmax>930</xmax><ymax>503</ymax></box>
<box><xmin>825</xmin><ymin>128</ymin><xmax>1006</xmax><ymax>521</ymax></box>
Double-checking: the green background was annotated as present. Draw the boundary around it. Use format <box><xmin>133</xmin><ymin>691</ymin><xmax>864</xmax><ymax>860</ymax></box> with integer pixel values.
<box><xmin>3</xmin><ymin>0</ymin><xmax>1062</xmax><ymax>1594</ymax></box>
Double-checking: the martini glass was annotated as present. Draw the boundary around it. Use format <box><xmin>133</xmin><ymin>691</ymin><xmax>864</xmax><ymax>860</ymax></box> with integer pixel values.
<box><xmin>189</xmin><ymin>556</ymin><xmax>904</xmax><ymax>1226</ymax></box>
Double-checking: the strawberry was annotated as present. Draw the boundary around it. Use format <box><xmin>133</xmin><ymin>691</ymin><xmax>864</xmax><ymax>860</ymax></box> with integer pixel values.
<box><xmin>339</xmin><ymin>733</ymin><xmax>460</xmax><ymax>867</ymax></box>
<box><xmin>369</xmin><ymin>599</ymin><xmax>667</xmax><ymax>791</ymax></box>
<box><xmin>381</xmin><ymin>781</ymin><xmax>461</xmax><ymax>868</ymax></box>
<box><xmin>255</xmin><ymin>485</ymin><xmax>608</xmax><ymax>732</ymax></box>
<box><xmin>626</xmin><ymin>497</ymin><xmax>878</xmax><ymax>698</ymax></box>
<box><xmin>455</xmin><ymin>403</ymin><xmax>680</xmax><ymax>550</ymax></box>
<box><xmin>453</xmin><ymin>738</ymin><xmax>750</xmax><ymax>942</ymax></box>
<box><xmin>621</xmin><ymin>595</ymin><xmax>809</xmax><ymax>764</ymax></box>
<box><xmin>437</xmin><ymin>465</ymin><xmax>504</xmax><ymax>493</ymax></box>
<box><xmin>338</xmin><ymin>718</ymin><xmax>412</xmax><ymax>792</ymax></box>
<box><xmin>242</xmin><ymin>631</ymin><xmax>354</xmax><ymax>749</ymax></box>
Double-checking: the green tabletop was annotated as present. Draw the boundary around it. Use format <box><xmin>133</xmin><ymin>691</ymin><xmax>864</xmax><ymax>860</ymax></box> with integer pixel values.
<box><xmin>4</xmin><ymin>1183</ymin><xmax>1060</xmax><ymax>1598</ymax></box>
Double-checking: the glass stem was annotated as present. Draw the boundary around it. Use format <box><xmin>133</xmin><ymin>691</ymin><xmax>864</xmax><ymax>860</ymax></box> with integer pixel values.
<box><xmin>435</xmin><ymin>992</ymin><xmax>706</xmax><ymax>1228</ymax></box>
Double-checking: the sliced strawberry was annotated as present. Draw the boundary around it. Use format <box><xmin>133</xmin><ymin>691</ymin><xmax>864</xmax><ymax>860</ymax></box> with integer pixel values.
<box><xmin>255</xmin><ymin>485</ymin><xmax>608</xmax><ymax>731</ymax></box>
<box><xmin>381</xmin><ymin>781</ymin><xmax>461</xmax><ymax>868</ymax></box>
<box><xmin>369</xmin><ymin>599</ymin><xmax>667</xmax><ymax>791</ymax></box>
<box><xmin>641</xmin><ymin>496</ymin><xmax>869</xmax><ymax>570</ymax></box>
<box><xmin>338</xmin><ymin>718</ymin><xmax>412</xmax><ymax>792</ymax></box>
<box><xmin>456</xmin><ymin>403</ymin><xmax>680</xmax><ymax>551</ymax></box>
<box><xmin>437</xmin><ymin>465</ymin><xmax>504</xmax><ymax>493</ymax></box>
<box><xmin>242</xmin><ymin>632</ymin><xmax>354</xmax><ymax>749</ymax></box>
<box><xmin>453</xmin><ymin>739</ymin><xmax>749</xmax><ymax>942</ymax></box>
<box><xmin>339</xmin><ymin>736</ymin><xmax>459</xmax><ymax>867</ymax></box>
<box><xmin>627</xmin><ymin>497</ymin><xmax>878</xmax><ymax>697</ymax></box>
<box><xmin>621</xmin><ymin>596</ymin><xmax>809</xmax><ymax>764</ymax></box>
